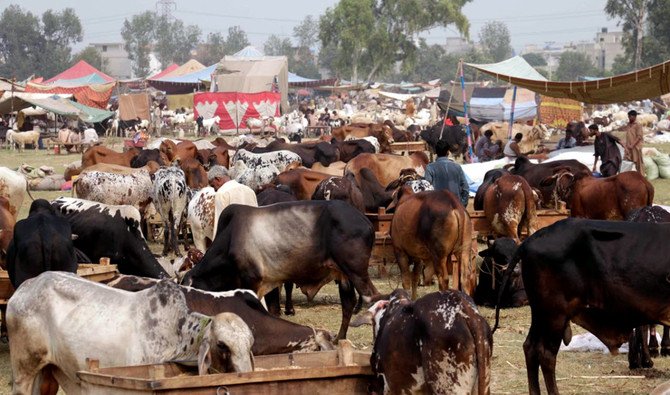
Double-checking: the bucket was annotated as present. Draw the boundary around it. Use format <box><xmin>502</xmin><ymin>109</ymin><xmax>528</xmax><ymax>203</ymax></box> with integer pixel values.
<box><xmin>53</xmin><ymin>144</ymin><xmax>60</xmax><ymax>155</ymax></box>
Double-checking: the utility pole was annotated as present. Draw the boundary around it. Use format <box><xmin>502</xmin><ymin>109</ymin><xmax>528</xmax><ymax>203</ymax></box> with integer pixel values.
<box><xmin>156</xmin><ymin>0</ymin><xmax>176</xmax><ymax>20</ymax></box>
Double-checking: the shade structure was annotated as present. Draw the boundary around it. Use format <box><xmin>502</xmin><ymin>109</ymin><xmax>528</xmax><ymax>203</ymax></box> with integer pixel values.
<box><xmin>43</xmin><ymin>60</ymin><xmax>115</xmax><ymax>84</ymax></box>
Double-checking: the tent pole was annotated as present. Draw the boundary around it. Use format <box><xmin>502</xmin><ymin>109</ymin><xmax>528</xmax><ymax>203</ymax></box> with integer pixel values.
<box><xmin>508</xmin><ymin>85</ymin><xmax>518</xmax><ymax>139</ymax></box>
<box><xmin>438</xmin><ymin>66</ymin><xmax>460</xmax><ymax>141</ymax></box>
<box><xmin>458</xmin><ymin>61</ymin><xmax>473</xmax><ymax>162</ymax></box>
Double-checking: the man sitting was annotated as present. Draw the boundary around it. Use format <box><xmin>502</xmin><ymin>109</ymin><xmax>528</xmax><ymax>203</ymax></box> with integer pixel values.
<box><xmin>474</xmin><ymin>130</ymin><xmax>501</xmax><ymax>162</ymax></box>
<box><xmin>556</xmin><ymin>130</ymin><xmax>577</xmax><ymax>150</ymax></box>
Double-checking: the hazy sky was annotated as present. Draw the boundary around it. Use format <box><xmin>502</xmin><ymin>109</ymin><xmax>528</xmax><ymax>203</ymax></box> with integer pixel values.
<box><xmin>5</xmin><ymin>0</ymin><xmax>620</xmax><ymax>53</ymax></box>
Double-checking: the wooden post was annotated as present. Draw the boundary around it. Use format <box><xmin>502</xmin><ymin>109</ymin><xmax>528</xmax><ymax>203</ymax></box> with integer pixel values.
<box><xmin>150</xmin><ymin>364</ymin><xmax>166</xmax><ymax>380</ymax></box>
<box><xmin>337</xmin><ymin>340</ymin><xmax>354</xmax><ymax>366</ymax></box>
<box><xmin>86</xmin><ymin>358</ymin><xmax>100</xmax><ymax>372</ymax></box>
<box><xmin>99</xmin><ymin>257</ymin><xmax>110</xmax><ymax>266</ymax></box>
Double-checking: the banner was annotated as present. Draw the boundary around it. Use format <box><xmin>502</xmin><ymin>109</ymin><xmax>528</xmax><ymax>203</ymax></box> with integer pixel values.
<box><xmin>539</xmin><ymin>95</ymin><xmax>583</xmax><ymax>128</ymax></box>
<box><xmin>193</xmin><ymin>92</ymin><xmax>281</xmax><ymax>131</ymax></box>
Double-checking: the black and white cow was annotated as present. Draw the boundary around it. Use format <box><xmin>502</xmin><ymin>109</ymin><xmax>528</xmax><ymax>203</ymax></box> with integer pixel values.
<box><xmin>52</xmin><ymin>198</ymin><xmax>169</xmax><ymax>278</ymax></box>
<box><xmin>182</xmin><ymin>200</ymin><xmax>379</xmax><ymax>340</ymax></box>
<box><xmin>153</xmin><ymin>166</ymin><xmax>189</xmax><ymax>256</ymax></box>
<box><xmin>74</xmin><ymin>169</ymin><xmax>153</xmax><ymax>214</ymax></box>
<box><xmin>186</xmin><ymin>187</ymin><xmax>216</xmax><ymax>253</ymax></box>
<box><xmin>230</xmin><ymin>149</ymin><xmax>302</xmax><ymax>191</ymax></box>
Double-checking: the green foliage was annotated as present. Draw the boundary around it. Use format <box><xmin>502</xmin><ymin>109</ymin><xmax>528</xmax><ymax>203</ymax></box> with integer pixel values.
<box><xmin>223</xmin><ymin>26</ymin><xmax>250</xmax><ymax>55</ymax></box>
<box><xmin>72</xmin><ymin>47</ymin><xmax>107</xmax><ymax>72</ymax></box>
<box><xmin>154</xmin><ymin>16</ymin><xmax>201</xmax><ymax>66</ymax></box>
<box><xmin>264</xmin><ymin>35</ymin><xmax>293</xmax><ymax>56</ymax></box>
<box><xmin>479</xmin><ymin>21</ymin><xmax>512</xmax><ymax>62</ymax></box>
<box><xmin>390</xmin><ymin>40</ymin><xmax>458</xmax><ymax>83</ymax></box>
<box><xmin>555</xmin><ymin>51</ymin><xmax>597</xmax><ymax>81</ymax></box>
<box><xmin>197</xmin><ymin>32</ymin><xmax>226</xmax><ymax>66</ymax></box>
<box><xmin>522</xmin><ymin>53</ymin><xmax>547</xmax><ymax>67</ymax></box>
<box><xmin>319</xmin><ymin>0</ymin><xmax>471</xmax><ymax>83</ymax></box>
<box><xmin>605</xmin><ymin>0</ymin><xmax>651</xmax><ymax>69</ymax></box>
<box><xmin>121</xmin><ymin>11</ymin><xmax>155</xmax><ymax>77</ymax></box>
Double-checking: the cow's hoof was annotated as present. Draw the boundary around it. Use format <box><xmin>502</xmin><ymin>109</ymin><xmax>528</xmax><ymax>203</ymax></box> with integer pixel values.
<box><xmin>650</xmin><ymin>347</ymin><xmax>660</xmax><ymax>358</ymax></box>
<box><xmin>284</xmin><ymin>308</ymin><xmax>295</xmax><ymax>316</ymax></box>
<box><xmin>643</xmin><ymin>359</ymin><xmax>654</xmax><ymax>369</ymax></box>
<box><xmin>661</xmin><ymin>348</ymin><xmax>670</xmax><ymax>357</ymax></box>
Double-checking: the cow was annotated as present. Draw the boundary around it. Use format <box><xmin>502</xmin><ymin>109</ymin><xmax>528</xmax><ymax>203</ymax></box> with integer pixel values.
<box><xmin>355</xmin><ymin>168</ymin><xmax>394</xmax><ymax>213</ymax></box>
<box><xmin>81</xmin><ymin>145</ymin><xmax>140</xmax><ymax>168</ymax></box>
<box><xmin>182</xmin><ymin>200</ymin><xmax>379</xmax><ymax>340</ymax></box>
<box><xmin>494</xmin><ymin>218</ymin><xmax>670</xmax><ymax>395</ymax></box>
<box><xmin>0</xmin><ymin>197</ymin><xmax>14</xmax><ymax>269</ymax></box>
<box><xmin>542</xmin><ymin>168</ymin><xmax>653</xmax><ymax>220</ymax></box>
<box><xmin>7</xmin><ymin>130</ymin><xmax>39</xmax><ymax>151</ymax></box>
<box><xmin>152</xmin><ymin>166</ymin><xmax>189</xmax><ymax>256</ymax></box>
<box><xmin>258</xmin><ymin>140</ymin><xmax>339</xmax><ymax>167</ymax></box>
<box><xmin>7</xmin><ymin>199</ymin><xmax>77</xmax><ymax>288</ymax></box>
<box><xmin>187</xmin><ymin>187</ymin><xmax>216</xmax><ymax>253</ymax></box>
<box><xmin>474</xmin><ymin>168</ymin><xmax>509</xmax><ymax>210</ymax></box>
<box><xmin>107</xmin><ymin>274</ymin><xmax>335</xmax><ymax>355</ymax></box>
<box><xmin>230</xmin><ymin>149</ymin><xmax>302</xmax><ymax>191</ymax></box>
<box><xmin>390</xmin><ymin>189</ymin><xmax>475</xmax><ymax>299</ymax></box>
<box><xmin>274</xmin><ymin>168</ymin><xmax>332</xmax><ymax>200</ymax></box>
<box><xmin>479</xmin><ymin>122</ymin><xmax>548</xmax><ymax>154</ymax></box>
<box><xmin>383</xmin><ymin>119</ymin><xmax>414</xmax><ymax>142</ymax></box>
<box><xmin>332</xmin><ymin>123</ymin><xmax>394</xmax><ymax>152</ymax></box>
<box><xmin>208</xmin><ymin>145</ymin><xmax>230</xmax><ymax>168</ymax></box>
<box><xmin>178</xmin><ymin>157</ymin><xmax>208</xmax><ymax>189</ymax></box>
<box><xmin>311</xmin><ymin>161</ymin><xmax>347</xmax><ymax>176</ymax></box>
<box><xmin>232</xmin><ymin>149</ymin><xmax>302</xmax><ymax>173</ymax></box>
<box><xmin>345</xmin><ymin>152</ymin><xmax>429</xmax><ymax>189</ymax></box>
<box><xmin>0</xmin><ymin>167</ymin><xmax>30</xmax><ymax>219</ymax></box>
<box><xmin>420</xmin><ymin>123</ymin><xmax>468</xmax><ymax>160</ymax></box>
<box><xmin>74</xmin><ymin>169</ymin><xmax>153</xmax><ymax>215</ymax></box>
<box><xmin>351</xmin><ymin>289</ymin><xmax>493</xmax><ymax>395</ymax></box>
<box><xmin>474</xmin><ymin>238</ymin><xmax>527</xmax><ymax>308</ymax></box>
<box><xmin>52</xmin><ymin>198</ymin><xmax>169</xmax><ymax>278</ymax></box>
<box><xmin>81</xmin><ymin>161</ymin><xmax>160</xmax><ymax>176</ymax></box>
<box><xmin>130</xmin><ymin>148</ymin><xmax>168</xmax><ymax>168</ymax></box>
<box><xmin>256</xmin><ymin>184</ymin><xmax>296</xmax><ymax>206</ymax></box>
<box><xmin>312</xmin><ymin>173</ymin><xmax>365</xmax><ymax>212</ymax></box>
<box><xmin>483</xmin><ymin>174</ymin><xmax>538</xmax><ymax>242</ymax></box>
<box><xmin>508</xmin><ymin>156</ymin><xmax>590</xmax><ymax>208</ymax></box>
<box><xmin>160</xmin><ymin>139</ymin><xmax>198</xmax><ymax>162</ymax></box>
<box><xmin>329</xmin><ymin>139</ymin><xmax>376</xmax><ymax>162</ymax></box>
<box><xmin>8</xmin><ymin>272</ymin><xmax>254</xmax><ymax>394</ymax></box>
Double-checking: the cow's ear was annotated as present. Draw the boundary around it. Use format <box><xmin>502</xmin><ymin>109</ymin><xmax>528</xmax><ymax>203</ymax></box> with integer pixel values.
<box><xmin>539</xmin><ymin>176</ymin><xmax>556</xmax><ymax>187</ymax></box>
<box><xmin>197</xmin><ymin>340</ymin><xmax>211</xmax><ymax>376</ymax></box>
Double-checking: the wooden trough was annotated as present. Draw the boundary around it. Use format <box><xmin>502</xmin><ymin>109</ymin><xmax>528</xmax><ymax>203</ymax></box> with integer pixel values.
<box><xmin>77</xmin><ymin>340</ymin><xmax>373</xmax><ymax>395</ymax></box>
<box><xmin>389</xmin><ymin>141</ymin><xmax>427</xmax><ymax>156</ymax></box>
<box><xmin>0</xmin><ymin>258</ymin><xmax>119</xmax><ymax>305</ymax></box>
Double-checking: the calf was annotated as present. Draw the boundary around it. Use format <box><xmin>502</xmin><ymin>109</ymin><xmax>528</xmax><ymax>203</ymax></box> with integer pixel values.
<box><xmin>8</xmin><ymin>272</ymin><xmax>254</xmax><ymax>394</ymax></box>
<box><xmin>7</xmin><ymin>199</ymin><xmax>77</xmax><ymax>288</ymax></box>
<box><xmin>390</xmin><ymin>189</ymin><xmax>475</xmax><ymax>299</ymax></box>
<box><xmin>496</xmin><ymin>218</ymin><xmax>670</xmax><ymax>395</ymax></box>
<box><xmin>484</xmin><ymin>174</ymin><xmax>538</xmax><ymax>242</ymax></box>
<box><xmin>108</xmin><ymin>275</ymin><xmax>335</xmax><ymax>355</ymax></box>
<box><xmin>352</xmin><ymin>289</ymin><xmax>492</xmax><ymax>395</ymax></box>
<box><xmin>312</xmin><ymin>173</ymin><xmax>365</xmax><ymax>212</ymax></box>
<box><xmin>182</xmin><ymin>200</ymin><xmax>379</xmax><ymax>340</ymax></box>
<box><xmin>153</xmin><ymin>166</ymin><xmax>189</xmax><ymax>256</ymax></box>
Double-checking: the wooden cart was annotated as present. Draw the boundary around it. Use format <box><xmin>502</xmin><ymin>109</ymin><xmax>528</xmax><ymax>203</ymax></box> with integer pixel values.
<box><xmin>0</xmin><ymin>259</ymin><xmax>119</xmax><ymax>305</ymax></box>
<box><xmin>389</xmin><ymin>141</ymin><xmax>427</xmax><ymax>156</ymax></box>
<box><xmin>77</xmin><ymin>340</ymin><xmax>373</xmax><ymax>395</ymax></box>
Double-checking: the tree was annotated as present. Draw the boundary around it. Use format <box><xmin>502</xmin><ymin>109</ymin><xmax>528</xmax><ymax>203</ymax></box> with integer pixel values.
<box><xmin>224</xmin><ymin>26</ymin><xmax>250</xmax><ymax>55</ymax></box>
<box><xmin>555</xmin><ymin>51</ymin><xmax>597</xmax><ymax>81</ymax></box>
<box><xmin>153</xmin><ymin>16</ymin><xmax>201</xmax><ymax>66</ymax></box>
<box><xmin>291</xmin><ymin>16</ymin><xmax>321</xmax><ymax>78</ymax></box>
<box><xmin>0</xmin><ymin>5</ymin><xmax>43</xmax><ymax>79</ymax></box>
<box><xmin>320</xmin><ymin>0</ymin><xmax>471</xmax><ymax>83</ymax></box>
<box><xmin>479</xmin><ymin>21</ymin><xmax>512</xmax><ymax>62</ymax></box>
<box><xmin>605</xmin><ymin>0</ymin><xmax>651</xmax><ymax>70</ymax></box>
<box><xmin>264</xmin><ymin>35</ymin><xmax>293</xmax><ymax>56</ymax></box>
<box><xmin>72</xmin><ymin>47</ymin><xmax>107</xmax><ymax>72</ymax></box>
<box><xmin>41</xmin><ymin>8</ymin><xmax>83</xmax><ymax>77</ymax></box>
<box><xmin>293</xmin><ymin>15</ymin><xmax>319</xmax><ymax>50</ymax></box>
<box><xmin>522</xmin><ymin>53</ymin><xmax>547</xmax><ymax>67</ymax></box>
<box><xmin>197</xmin><ymin>32</ymin><xmax>227</xmax><ymax>65</ymax></box>
<box><xmin>121</xmin><ymin>12</ymin><xmax>155</xmax><ymax>77</ymax></box>
<box><xmin>390</xmin><ymin>40</ymin><xmax>459</xmax><ymax>83</ymax></box>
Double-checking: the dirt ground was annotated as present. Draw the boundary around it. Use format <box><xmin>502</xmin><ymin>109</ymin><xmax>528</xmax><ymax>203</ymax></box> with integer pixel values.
<box><xmin>1</xmin><ymin>138</ymin><xmax>670</xmax><ymax>394</ymax></box>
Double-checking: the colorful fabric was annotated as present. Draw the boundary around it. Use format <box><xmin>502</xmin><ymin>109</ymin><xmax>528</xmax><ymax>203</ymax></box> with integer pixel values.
<box><xmin>193</xmin><ymin>92</ymin><xmax>281</xmax><ymax>131</ymax></box>
<box><xmin>25</xmin><ymin>82</ymin><xmax>115</xmax><ymax>109</ymax></box>
<box><xmin>539</xmin><ymin>96</ymin><xmax>582</xmax><ymax>128</ymax></box>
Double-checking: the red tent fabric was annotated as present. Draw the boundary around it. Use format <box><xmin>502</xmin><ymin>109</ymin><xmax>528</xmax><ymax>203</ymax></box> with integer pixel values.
<box><xmin>43</xmin><ymin>60</ymin><xmax>115</xmax><ymax>84</ymax></box>
<box><xmin>148</xmin><ymin>63</ymin><xmax>179</xmax><ymax>80</ymax></box>
<box><xmin>25</xmin><ymin>82</ymin><xmax>115</xmax><ymax>109</ymax></box>
<box><xmin>194</xmin><ymin>92</ymin><xmax>281</xmax><ymax>131</ymax></box>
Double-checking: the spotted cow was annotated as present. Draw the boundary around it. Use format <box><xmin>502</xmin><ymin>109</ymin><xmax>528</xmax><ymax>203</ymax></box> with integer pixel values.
<box><xmin>152</xmin><ymin>166</ymin><xmax>189</xmax><ymax>256</ymax></box>
<box><xmin>187</xmin><ymin>187</ymin><xmax>216</xmax><ymax>252</ymax></box>
<box><xmin>311</xmin><ymin>173</ymin><xmax>365</xmax><ymax>212</ymax></box>
<box><xmin>74</xmin><ymin>170</ymin><xmax>153</xmax><ymax>215</ymax></box>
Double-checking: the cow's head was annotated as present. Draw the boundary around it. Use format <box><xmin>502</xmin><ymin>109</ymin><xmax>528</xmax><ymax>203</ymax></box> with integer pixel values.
<box><xmin>539</xmin><ymin>167</ymin><xmax>576</xmax><ymax>205</ymax></box>
<box><xmin>315</xmin><ymin>142</ymin><xmax>340</xmax><ymax>166</ymax></box>
<box><xmin>198</xmin><ymin>312</ymin><xmax>255</xmax><ymax>375</ymax></box>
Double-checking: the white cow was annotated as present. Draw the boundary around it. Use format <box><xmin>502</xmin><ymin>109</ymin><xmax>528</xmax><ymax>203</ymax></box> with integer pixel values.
<box><xmin>74</xmin><ymin>170</ymin><xmax>153</xmax><ymax>213</ymax></box>
<box><xmin>8</xmin><ymin>272</ymin><xmax>254</xmax><ymax>394</ymax></box>
<box><xmin>187</xmin><ymin>187</ymin><xmax>215</xmax><ymax>252</ymax></box>
<box><xmin>0</xmin><ymin>167</ymin><xmax>29</xmax><ymax>220</ymax></box>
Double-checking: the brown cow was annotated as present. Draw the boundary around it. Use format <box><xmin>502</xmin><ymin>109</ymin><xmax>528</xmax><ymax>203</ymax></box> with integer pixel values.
<box><xmin>209</xmin><ymin>146</ymin><xmax>230</xmax><ymax>168</ymax></box>
<box><xmin>311</xmin><ymin>161</ymin><xmax>346</xmax><ymax>176</ymax></box>
<box><xmin>345</xmin><ymin>152</ymin><xmax>429</xmax><ymax>188</ymax></box>
<box><xmin>211</xmin><ymin>137</ymin><xmax>239</xmax><ymax>151</ymax></box>
<box><xmin>160</xmin><ymin>140</ymin><xmax>197</xmax><ymax>162</ymax></box>
<box><xmin>383</xmin><ymin>120</ymin><xmax>413</xmax><ymax>142</ymax></box>
<box><xmin>81</xmin><ymin>146</ymin><xmax>140</xmax><ymax>169</ymax></box>
<box><xmin>81</xmin><ymin>161</ymin><xmax>160</xmax><ymax>176</ymax></box>
<box><xmin>178</xmin><ymin>158</ymin><xmax>208</xmax><ymax>189</ymax></box>
<box><xmin>543</xmin><ymin>169</ymin><xmax>654</xmax><ymax>220</ymax></box>
<box><xmin>0</xmin><ymin>196</ymin><xmax>15</xmax><ymax>269</ymax></box>
<box><xmin>332</xmin><ymin>123</ymin><xmax>394</xmax><ymax>152</ymax></box>
<box><xmin>483</xmin><ymin>174</ymin><xmax>538</xmax><ymax>243</ymax></box>
<box><xmin>274</xmin><ymin>168</ymin><xmax>331</xmax><ymax>200</ymax></box>
<box><xmin>390</xmin><ymin>188</ymin><xmax>475</xmax><ymax>299</ymax></box>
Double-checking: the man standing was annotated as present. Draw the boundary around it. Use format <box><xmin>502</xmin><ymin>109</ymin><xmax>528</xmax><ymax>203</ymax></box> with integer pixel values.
<box><xmin>474</xmin><ymin>130</ymin><xmax>501</xmax><ymax>162</ymax></box>
<box><xmin>618</xmin><ymin>110</ymin><xmax>645</xmax><ymax>176</ymax></box>
<box><xmin>589</xmin><ymin>124</ymin><xmax>622</xmax><ymax>177</ymax></box>
<box><xmin>208</xmin><ymin>166</ymin><xmax>258</xmax><ymax>237</ymax></box>
<box><xmin>424</xmin><ymin>140</ymin><xmax>470</xmax><ymax>207</ymax></box>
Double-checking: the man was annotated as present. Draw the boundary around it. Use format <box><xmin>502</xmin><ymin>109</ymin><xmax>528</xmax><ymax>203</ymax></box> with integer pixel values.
<box><xmin>590</xmin><ymin>124</ymin><xmax>622</xmax><ymax>177</ymax></box>
<box><xmin>424</xmin><ymin>140</ymin><xmax>470</xmax><ymax>207</ymax></box>
<box><xmin>208</xmin><ymin>165</ymin><xmax>258</xmax><ymax>237</ymax></box>
<box><xmin>618</xmin><ymin>110</ymin><xmax>645</xmax><ymax>176</ymax></box>
<box><xmin>474</xmin><ymin>130</ymin><xmax>501</xmax><ymax>162</ymax></box>
<box><xmin>556</xmin><ymin>130</ymin><xmax>576</xmax><ymax>150</ymax></box>
<box><xmin>504</xmin><ymin>133</ymin><xmax>523</xmax><ymax>159</ymax></box>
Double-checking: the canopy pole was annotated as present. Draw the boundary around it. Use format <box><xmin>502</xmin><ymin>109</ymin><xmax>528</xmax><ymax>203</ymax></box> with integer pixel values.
<box><xmin>438</xmin><ymin>66</ymin><xmax>461</xmax><ymax>140</ymax></box>
<box><xmin>507</xmin><ymin>85</ymin><xmax>518</xmax><ymax>139</ymax></box>
<box><xmin>458</xmin><ymin>61</ymin><xmax>473</xmax><ymax>162</ymax></box>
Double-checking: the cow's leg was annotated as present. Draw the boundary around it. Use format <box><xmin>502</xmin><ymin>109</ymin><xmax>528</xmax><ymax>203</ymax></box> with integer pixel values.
<box><xmin>433</xmin><ymin>255</ymin><xmax>449</xmax><ymax>292</ymax></box>
<box><xmin>39</xmin><ymin>365</ymin><xmax>59</xmax><ymax>395</ymax></box>
<box><xmin>411</xmin><ymin>260</ymin><xmax>422</xmax><ymax>299</ymax></box>
<box><xmin>161</xmin><ymin>220</ymin><xmax>170</xmax><ymax>256</ymax></box>
<box><xmin>662</xmin><ymin>326</ymin><xmax>670</xmax><ymax>356</ymax></box>
<box><xmin>336</xmin><ymin>279</ymin><xmax>356</xmax><ymax>340</ymax></box>
<box><xmin>0</xmin><ymin>305</ymin><xmax>7</xmax><ymax>342</ymax></box>
<box><xmin>264</xmin><ymin>288</ymin><xmax>281</xmax><ymax>316</ymax></box>
<box><xmin>283</xmin><ymin>282</ymin><xmax>295</xmax><ymax>316</ymax></box>
<box><xmin>641</xmin><ymin>325</ymin><xmax>653</xmax><ymax>368</ymax></box>
<box><xmin>396</xmin><ymin>252</ymin><xmax>413</xmax><ymax>297</ymax></box>
<box><xmin>649</xmin><ymin>326</ymin><xmax>660</xmax><ymax>358</ymax></box>
<box><xmin>629</xmin><ymin>328</ymin><xmax>643</xmax><ymax>369</ymax></box>
<box><xmin>171</xmin><ymin>223</ymin><xmax>181</xmax><ymax>257</ymax></box>
<box><xmin>524</xmin><ymin>314</ymin><xmax>564</xmax><ymax>395</ymax></box>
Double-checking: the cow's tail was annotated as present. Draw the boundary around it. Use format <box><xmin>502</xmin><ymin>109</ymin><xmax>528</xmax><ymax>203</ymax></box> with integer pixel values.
<box><xmin>24</xmin><ymin>177</ymin><xmax>34</xmax><ymax>202</ymax></box>
<box><xmin>493</xmin><ymin>250</ymin><xmax>522</xmax><ymax>333</ymax></box>
<box><xmin>71</xmin><ymin>177</ymin><xmax>79</xmax><ymax>197</ymax></box>
<box><xmin>646</xmin><ymin>179</ymin><xmax>655</xmax><ymax>206</ymax></box>
<box><xmin>464</xmin><ymin>303</ymin><xmax>492</xmax><ymax>395</ymax></box>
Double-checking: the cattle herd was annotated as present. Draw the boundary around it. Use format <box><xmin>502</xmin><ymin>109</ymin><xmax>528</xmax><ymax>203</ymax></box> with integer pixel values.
<box><xmin>0</xmin><ymin>113</ymin><xmax>668</xmax><ymax>395</ymax></box>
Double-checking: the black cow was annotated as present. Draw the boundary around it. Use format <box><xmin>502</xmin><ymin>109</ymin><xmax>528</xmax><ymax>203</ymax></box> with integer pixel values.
<box><xmin>253</xmin><ymin>140</ymin><xmax>339</xmax><ymax>167</ymax></box>
<box><xmin>51</xmin><ymin>199</ymin><xmax>169</xmax><ymax>279</ymax></box>
<box><xmin>107</xmin><ymin>274</ymin><xmax>335</xmax><ymax>355</ymax></box>
<box><xmin>131</xmin><ymin>148</ymin><xmax>167</xmax><ymax>167</ymax></box>
<box><xmin>7</xmin><ymin>199</ymin><xmax>77</xmax><ymax>288</ymax></box>
<box><xmin>330</xmin><ymin>139</ymin><xmax>376</xmax><ymax>162</ymax></box>
<box><xmin>508</xmin><ymin>156</ymin><xmax>589</xmax><ymax>207</ymax></box>
<box><xmin>356</xmin><ymin>168</ymin><xmax>393</xmax><ymax>212</ymax></box>
<box><xmin>496</xmin><ymin>218</ymin><xmax>670</xmax><ymax>395</ymax></box>
<box><xmin>474</xmin><ymin>168</ymin><xmax>509</xmax><ymax>210</ymax></box>
<box><xmin>312</xmin><ymin>172</ymin><xmax>365</xmax><ymax>212</ymax></box>
<box><xmin>182</xmin><ymin>200</ymin><xmax>379</xmax><ymax>340</ymax></box>
<box><xmin>420</xmin><ymin>123</ymin><xmax>467</xmax><ymax>160</ymax></box>
<box><xmin>475</xmin><ymin>237</ymin><xmax>527</xmax><ymax>308</ymax></box>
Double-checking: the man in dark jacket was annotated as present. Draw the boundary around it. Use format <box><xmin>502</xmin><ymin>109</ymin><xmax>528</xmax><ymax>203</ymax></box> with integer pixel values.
<box><xmin>590</xmin><ymin>124</ymin><xmax>622</xmax><ymax>177</ymax></box>
<box><xmin>424</xmin><ymin>140</ymin><xmax>470</xmax><ymax>207</ymax></box>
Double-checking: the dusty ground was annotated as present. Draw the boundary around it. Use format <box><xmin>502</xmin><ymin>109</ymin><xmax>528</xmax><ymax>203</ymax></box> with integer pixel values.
<box><xmin>0</xmin><ymin>137</ymin><xmax>669</xmax><ymax>394</ymax></box>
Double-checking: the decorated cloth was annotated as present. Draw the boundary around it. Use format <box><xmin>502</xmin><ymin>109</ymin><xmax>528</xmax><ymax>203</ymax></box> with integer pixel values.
<box><xmin>193</xmin><ymin>92</ymin><xmax>281</xmax><ymax>132</ymax></box>
<box><xmin>539</xmin><ymin>96</ymin><xmax>583</xmax><ymax>127</ymax></box>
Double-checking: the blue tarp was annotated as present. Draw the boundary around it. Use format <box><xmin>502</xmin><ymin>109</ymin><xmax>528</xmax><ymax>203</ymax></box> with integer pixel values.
<box><xmin>155</xmin><ymin>64</ymin><xmax>217</xmax><ymax>83</ymax></box>
<box><xmin>288</xmin><ymin>72</ymin><xmax>316</xmax><ymax>84</ymax></box>
<box><xmin>48</xmin><ymin>73</ymin><xmax>110</xmax><ymax>87</ymax></box>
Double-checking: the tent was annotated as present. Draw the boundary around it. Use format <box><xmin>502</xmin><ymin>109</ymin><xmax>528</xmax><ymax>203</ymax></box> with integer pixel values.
<box><xmin>25</xmin><ymin>81</ymin><xmax>115</xmax><ymax>109</ymax></box>
<box><xmin>211</xmin><ymin>55</ymin><xmax>289</xmax><ymax>112</ymax></box>
<box><xmin>159</xmin><ymin>59</ymin><xmax>205</xmax><ymax>79</ymax></box>
<box><xmin>469</xmin><ymin>87</ymin><xmax>507</xmax><ymax>121</ymax></box>
<box><xmin>193</xmin><ymin>91</ymin><xmax>280</xmax><ymax>132</ymax></box>
<box><xmin>43</xmin><ymin>60</ymin><xmax>115</xmax><ymax>85</ymax></box>
<box><xmin>502</xmin><ymin>88</ymin><xmax>537</xmax><ymax>120</ymax></box>
<box><xmin>466</xmin><ymin>56</ymin><xmax>670</xmax><ymax>104</ymax></box>
<box><xmin>118</xmin><ymin>93</ymin><xmax>151</xmax><ymax>121</ymax></box>
<box><xmin>148</xmin><ymin>63</ymin><xmax>179</xmax><ymax>80</ymax></box>
<box><xmin>288</xmin><ymin>72</ymin><xmax>337</xmax><ymax>88</ymax></box>
<box><xmin>147</xmin><ymin>61</ymin><xmax>213</xmax><ymax>94</ymax></box>
<box><xmin>0</xmin><ymin>92</ymin><xmax>113</xmax><ymax>123</ymax></box>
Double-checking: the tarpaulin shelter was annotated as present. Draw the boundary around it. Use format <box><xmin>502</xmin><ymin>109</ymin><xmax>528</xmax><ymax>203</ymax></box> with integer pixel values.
<box><xmin>43</xmin><ymin>60</ymin><xmax>115</xmax><ymax>84</ymax></box>
<box><xmin>146</xmin><ymin>60</ymin><xmax>210</xmax><ymax>94</ymax></box>
<box><xmin>288</xmin><ymin>72</ymin><xmax>337</xmax><ymax>88</ymax></box>
<box><xmin>118</xmin><ymin>93</ymin><xmax>151</xmax><ymax>121</ymax></box>
<box><xmin>148</xmin><ymin>63</ymin><xmax>179</xmax><ymax>80</ymax></box>
<box><xmin>167</xmin><ymin>93</ymin><xmax>194</xmax><ymax>110</ymax></box>
<box><xmin>211</xmin><ymin>53</ymin><xmax>289</xmax><ymax>112</ymax></box>
<box><xmin>538</xmin><ymin>95</ymin><xmax>583</xmax><ymax>127</ymax></box>
<box><xmin>466</xmin><ymin>56</ymin><xmax>670</xmax><ymax>104</ymax></box>
<box><xmin>193</xmin><ymin>91</ymin><xmax>280</xmax><ymax>132</ymax></box>
<box><xmin>502</xmin><ymin>88</ymin><xmax>537</xmax><ymax>120</ymax></box>
<box><xmin>437</xmin><ymin>84</ymin><xmax>475</xmax><ymax>117</ymax></box>
<box><xmin>0</xmin><ymin>92</ymin><xmax>113</xmax><ymax>123</ymax></box>
<box><xmin>469</xmin><ymin>87</ymin><xmax>507</xmax><ymax>121</ymax></box>
<box><xmin>25</xmin><ymin>81</ymin><xmax>115</xmax><ymax>109</ymax></box>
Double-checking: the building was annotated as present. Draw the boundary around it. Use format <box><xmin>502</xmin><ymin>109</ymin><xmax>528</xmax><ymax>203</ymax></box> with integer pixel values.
<box><xmin>444</xmin><ymin>37</ymin><xmax>472</xmax><ymax>54</ymax></box>
<box><xmin>593</xmin><ymin>28</ymin><xmax>624</xmax><ymax>71</ymax></box>
<box><xmin>89</xmin><ymin>43</ymin><xmax>132</xmax><ymax>80</ymax></box>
